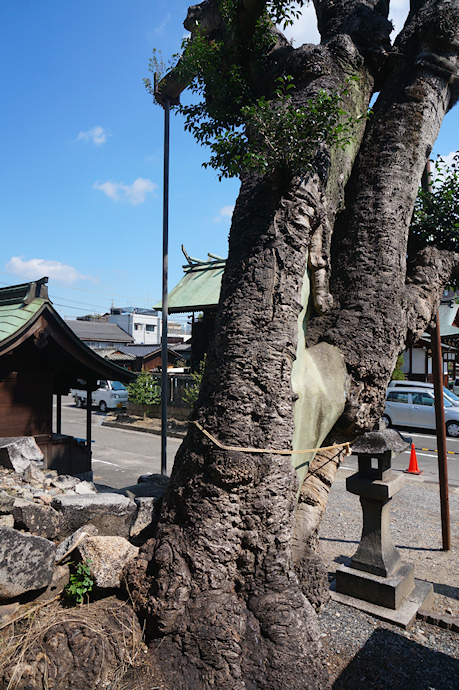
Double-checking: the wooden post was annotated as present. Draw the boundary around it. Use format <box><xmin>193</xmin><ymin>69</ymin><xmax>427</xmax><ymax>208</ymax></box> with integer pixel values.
<box><xmin>423</xmin><ymin>159</ymin><xmax>450</xmax><ymax>550</ymax></box>
<box><xmin>431</xmin><ymin>311</ymin><xmax>451</xmax><ymax>550</ymax></box>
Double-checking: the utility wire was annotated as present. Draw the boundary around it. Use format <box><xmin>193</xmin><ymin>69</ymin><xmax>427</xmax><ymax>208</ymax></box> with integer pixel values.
<box><xmin>0</xmin><ymin>270</ymin><xmax>156</xmax><ymax>302</ymax></box>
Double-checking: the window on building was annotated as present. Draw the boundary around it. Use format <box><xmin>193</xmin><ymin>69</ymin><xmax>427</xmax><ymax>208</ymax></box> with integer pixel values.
<box><xmin>146</xmin><ymin>324</ymin><xmax>155</xmax><ymax>332</ymax></box>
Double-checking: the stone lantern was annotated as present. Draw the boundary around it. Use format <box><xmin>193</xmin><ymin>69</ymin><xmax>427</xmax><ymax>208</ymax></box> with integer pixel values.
<box><xmin>332</xmin><ymin>424</ymin><xmax>433</xmax><ymax>627</ymax></box>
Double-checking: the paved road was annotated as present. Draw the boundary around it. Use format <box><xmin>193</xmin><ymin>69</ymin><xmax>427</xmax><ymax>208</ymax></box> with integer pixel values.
<box><xmin>57</xmin><ymin>397</ymin><xmax>459</xmax><ymax>488</ymax></box>
<box><xmin>56</xmin><ymin>396</ymin><xmax>181</xmax><ymax>489</ymax></box>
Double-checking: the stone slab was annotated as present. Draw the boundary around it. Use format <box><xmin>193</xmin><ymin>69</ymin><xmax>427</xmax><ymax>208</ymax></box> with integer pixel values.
<box><xmin>12</xmin><ymin>499</ymin><xmax>63</xmax><ymax>539</ymax></box>
<box><xmin>0</xmin><ymin>437</ymin><xmax>44</xmax><ymax>473</ymax></box>
<box><xmin>335</xmin><ymin>561</ymin><xmax>415</xmax><ymax>609</ymax></box>
<box><xmin>51</xmin><ymin>493</ymin><xmax>137</xmax><ymax>538</ymax></box>
<box><xmin>34</xmin><ymin>564</ymin><xmax>70</xmax><ymax>603</ymax></box>
<box><xmin>0</xmin><ymin>602</ymin><xmax>20</xmax><ymax>626</ymax></box>
<box><xmin>346</xmin><ymin>473</ymin><xmax>404</xmax><ymax>500</ymax></box>
<box><xmin>0</xmin><ymin>526</ymin><xmax>55</xmax><ymax>599</ymax></box>
<box><xmin>330</xmin><ymin>578</ymin><xmax>434</xmax><ymax>629</ymax></box>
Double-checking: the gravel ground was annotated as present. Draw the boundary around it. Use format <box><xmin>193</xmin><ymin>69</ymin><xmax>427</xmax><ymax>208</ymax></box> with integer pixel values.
<box><xmin>318</xmin><ymin>466</ymin><xmax>459</xmax><ymax>688</ymax></box>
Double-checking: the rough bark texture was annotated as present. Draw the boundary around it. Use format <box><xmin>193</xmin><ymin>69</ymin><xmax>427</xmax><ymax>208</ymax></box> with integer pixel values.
<box><xmin>0</xmin><ymin>599</ymin><xmax>143</xmax><ymax>689</ymax></box>
<box><xmin>127</xmin><ymin>1</ymin><xmax>459</xmax><ymax>688</ymax></box>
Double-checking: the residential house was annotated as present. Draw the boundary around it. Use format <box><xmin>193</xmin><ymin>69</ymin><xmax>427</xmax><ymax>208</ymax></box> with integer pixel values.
<box><xmin>64</xmin><ymin>319</ymin><xmax>134</xmax><ymax>350</ymax></box>
<box><xmin>109</xmin><ymin>306</ymin><xmax>161</xmax><ymax>346</ymax></box>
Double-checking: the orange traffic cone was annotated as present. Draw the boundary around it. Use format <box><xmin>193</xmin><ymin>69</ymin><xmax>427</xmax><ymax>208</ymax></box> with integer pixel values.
<box><xmin>404</xmin><ymin>443</ymin><xmax>423</xmax><ymax>475</ymax></box>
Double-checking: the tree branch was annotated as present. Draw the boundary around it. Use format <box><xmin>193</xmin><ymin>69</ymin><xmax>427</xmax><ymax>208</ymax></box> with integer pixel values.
<box><xmin>404</xmin><ymin>247</ymin><xmax>459</xmax><ymax>343</ymax></box>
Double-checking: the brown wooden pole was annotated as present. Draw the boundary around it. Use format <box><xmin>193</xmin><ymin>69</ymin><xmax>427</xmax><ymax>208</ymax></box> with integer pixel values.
<box><xmin>423</xmin><ymin>160</ymin><xmax>451</xmax><ymax>550</ymax></box>
<box><xmin>431</xmin><ymin>313</ymin><xmax>451</xmax><ymax>550</ymax></box>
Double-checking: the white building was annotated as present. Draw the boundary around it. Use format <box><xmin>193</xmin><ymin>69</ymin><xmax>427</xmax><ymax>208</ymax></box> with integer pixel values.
<box><xmin>109</xmin><ymin>307</ymin><xmax>161</xmax><ymax>346</ymax></box>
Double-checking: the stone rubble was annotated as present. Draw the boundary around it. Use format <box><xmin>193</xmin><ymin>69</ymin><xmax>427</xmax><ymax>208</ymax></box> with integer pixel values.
<box><xmin>0</xmin><ymin>437</ymin><xmax>168</xmax><ymax>610</ymax></box>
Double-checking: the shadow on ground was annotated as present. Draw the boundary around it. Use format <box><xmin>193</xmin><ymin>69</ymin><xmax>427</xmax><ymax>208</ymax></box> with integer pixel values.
<box><xmin>433</xmin><ymin>581</ymin><xmax>459</xmax><ymax>601</ymax></box>
<box><xmin>333</xmin><ymin>628</ymin><xmax>459</xmax><ymax>689</ymax></box>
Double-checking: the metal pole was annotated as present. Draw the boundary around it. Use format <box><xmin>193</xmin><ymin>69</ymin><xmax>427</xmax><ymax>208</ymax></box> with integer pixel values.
<box><xmin>423</xmin><ymin>159</ymin><xmax>451</xmax><ymax>550</ymax></box>
<box><xmin>56</xmin><ymin>393</ymin><xmax>62</xmax><ymax>434</ymax></box>
<box><xmin>160</xmin><ymin>96</ymin><xmax>170</xmax><ymax>476</ymax></box>
<box><xmin>431</xmin><ymin>311</ymin><xmax>451</xmax><ymax>550</ymax></box>
<box><xmin>86</xmin><ymin>388</ymin><xmax>92</xmax><ymax>467</ymax></box>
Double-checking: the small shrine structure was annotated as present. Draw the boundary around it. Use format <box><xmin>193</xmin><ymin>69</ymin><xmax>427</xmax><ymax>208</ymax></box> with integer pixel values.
<box><xmin>0</xmin><ymin>278</ymin><xmax>135</xmax><ymax>476</ymax></box>
<box><xmin>154</xmin><ymin>247</ymin><xmax>225</xmax><ymax>367</ymax></box>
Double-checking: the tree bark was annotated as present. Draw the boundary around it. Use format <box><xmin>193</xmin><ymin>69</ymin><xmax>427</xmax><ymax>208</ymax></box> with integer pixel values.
<box><xmin>127</xmin><ymin>1</ymin><xmax>459</xmax><ymax>687</ymax></box>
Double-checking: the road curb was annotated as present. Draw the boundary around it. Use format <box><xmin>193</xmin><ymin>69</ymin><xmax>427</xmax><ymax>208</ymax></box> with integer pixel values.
<box><xmin>417</xmin><ymin>609</ymin><xmax>459</xmax><ymax>633</ymax></box>
<box><xmin>102</xmin><ymin>419</ymin><xmax>186</xmax><ymax>439</ymax></box>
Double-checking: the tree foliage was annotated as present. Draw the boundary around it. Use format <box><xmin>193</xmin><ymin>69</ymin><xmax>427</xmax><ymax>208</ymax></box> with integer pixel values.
<box><xmin>411</xmin><ymin>153</ymin><xmax>459</xmax><ymax>252</ymax></box>
<box><xmin>182</xmin><ymin>357</ymin><xmax>206</xmax><ymax>407</ymax></box>
<box><xmin>410</xmin><ymin>153</ymin><xmax>459</xmax><ymax>288</ymax></box>
<box><xmin>127</xmin><ymin>370</ymin><xmax>161</xmax><ymax>405</ymax></box>
<box><xmin>146</xmin><ymin>0</ymin><xmax>363</xmax><ymax>180</ymax></box>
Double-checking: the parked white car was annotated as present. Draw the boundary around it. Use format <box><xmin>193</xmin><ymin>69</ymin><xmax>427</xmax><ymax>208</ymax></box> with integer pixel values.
<box><xmin>71</xmin><ymin>380</ymin><xmax>128</xmax><ymax>412</ymax></box>
<box><xmin>452</xmin><ymin>378</ymin><xmax>459</xmax><ymax>396</ymax></box>
<box><xmin>383</xmin><ymin>388</ymin><xmax>459</xmax><ymax>437</ymax></box>
<box><xmin>388</xmin><ymin>379</ymin><xmax>459</xmax><ymax>406</ymax></box>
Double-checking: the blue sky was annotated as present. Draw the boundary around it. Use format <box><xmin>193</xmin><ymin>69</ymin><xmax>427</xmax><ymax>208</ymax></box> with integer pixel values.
<box><xmin>0</xmin><ymin>1</ymin><xmax>457</xmax><ymax>319</ymax></box>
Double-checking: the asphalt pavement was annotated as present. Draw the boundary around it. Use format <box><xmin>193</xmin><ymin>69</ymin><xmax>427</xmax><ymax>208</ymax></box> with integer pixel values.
<box><xmin>56</xmin><ymin>396</ymin><xmax>181</xmax><ymax>488</ymax></box>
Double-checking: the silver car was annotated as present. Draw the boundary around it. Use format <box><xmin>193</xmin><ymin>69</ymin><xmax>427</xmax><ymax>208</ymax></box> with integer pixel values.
<box><xmin>383</xmin><ymin>388</ymin><xmax>459</xmax><ymax>438</ymax></box>
<box><xmin>388</xmin><ymin>380</ymin><xmax>459</xmax><ymax>406</ymax></box>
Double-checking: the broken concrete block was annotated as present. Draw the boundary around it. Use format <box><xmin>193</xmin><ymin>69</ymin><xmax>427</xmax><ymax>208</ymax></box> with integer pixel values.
<box><xmin>0</xmin><ymin>515</ymin><xmax>14</xmax><ymax>528</ymax></box>
<box><xmin>55</xmin><ymin>524</ymin><xmax>98</xmax><ymax>564</ymax></box>
<box><xmin>0</xmin><ymin>491</ymin><xmax>15</xmax><ymax>514</ymax></box>
<box><xmin>34</xmin><ymin>564</ymin><xmax>70</xmax><ymax>603</ymax></box>
<box><xmin>130</xmin><ymin>496</ymin><xmax>156</xmax><ymax>537</ymax></box>
<box><xmin>22</xmin><ymin>463</ymin><xmax>46</xmax><ymax>484</ymax></box>
<box><xmin>0</xmin><ymin>526</ymin><xmax>55</xmax><ymax>599</ymax></box>
<box><xmin>73</xmin><ymin>480</ymin><xmax>97</xmax><ymax>495</ymax></box>
<box><xmin>50</xmin><ymin>475</ymin><xmax>79</xmax><ymax>491</ymax></box>
<box><xmin>12</xmin><ymin>498</ymin><xmax>63</xmax><ymax>540</ymax></box>
<box><xmin>51</xmin><ymin>493</ymin><xmax>137</xmax><ymax>539</ymax></box>
<box><xmin>0</xmin><ymin>437</ymin><xmax>44</xmax><ymax>473</ymax></box>
<box><xmin>77</xmin><ymin>536</ymin><xmax>138</xmax><ymax>588</ymax></box>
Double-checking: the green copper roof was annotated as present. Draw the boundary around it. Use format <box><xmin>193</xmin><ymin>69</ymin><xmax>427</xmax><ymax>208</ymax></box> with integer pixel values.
<box><xmin>155</xmin><ymin>259</ymin><xmax>225</xmax><ymax>313</ymax></box>
<box><xmin>0</xmin><ymin>279</ymin><xmax>49</xmax><ymax>345</ymax></box>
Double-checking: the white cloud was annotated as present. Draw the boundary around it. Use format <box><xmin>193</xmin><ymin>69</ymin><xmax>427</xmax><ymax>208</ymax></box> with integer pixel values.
<box><xmin>6</xmin><ymin>257</ymin><xmax>92</xmax><ymax>284</ymax></box>
<box><xmin>77</xmin><ymin>126</ymin><xmax>108</xmax><ymax>146</ymax></box>
<box><xmin>213</xmin><ymin>205</ymin><xmax>234</xmax><ymax>223</ymax></box>
<box><xmin>154</xmin><ymin>13</ymin><xmax>171</xmax><ymax>37</ymax></box>
<box><xmin>438</xmin><ymin>151</ymin><xmax>457</xmax><ymax>168</ymax></box>
<box><xmin>93</xmin><ymin>177</ymin><xmax>157</xmax><ymax>205</ymax></box>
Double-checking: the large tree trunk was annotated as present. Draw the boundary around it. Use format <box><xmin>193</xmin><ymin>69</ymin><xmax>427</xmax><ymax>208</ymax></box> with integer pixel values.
<box><xmin>127</xmin><ymin>1</ymin><xmax>459</xmax><ymax>687</ymax></box>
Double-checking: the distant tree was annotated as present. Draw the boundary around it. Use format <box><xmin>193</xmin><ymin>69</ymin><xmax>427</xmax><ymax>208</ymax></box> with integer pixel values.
<box><xmin>129</xmin><ymin>2</ymin><xmax>459</xmax><ymax>687</ymax></box>
<box><xmin>391</xmin><ymin>354</ymin><xmax>406</xmax><ymax>381</ymax></box>
<box><xmin>410</xmin><ymin>153</ymin><xmax>459</xmax><ymax>289</ymax></box>
<box><xmin>182</xmin><ymin>356</ymin><xmax>206</xmax><ymax>407</ymax></box>
<box><xmin>127</xmin><ymin>370</ymin><xmax>161</xmax><ymax>405</ymax></box>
